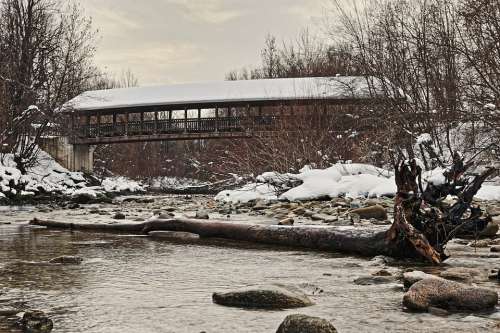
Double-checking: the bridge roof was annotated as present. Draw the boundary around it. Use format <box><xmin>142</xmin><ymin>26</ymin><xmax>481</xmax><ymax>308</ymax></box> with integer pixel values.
<box><xmin>62</xmin><ymin>76</ymin><xmax>386</xmax><ymax>114</ymax></box>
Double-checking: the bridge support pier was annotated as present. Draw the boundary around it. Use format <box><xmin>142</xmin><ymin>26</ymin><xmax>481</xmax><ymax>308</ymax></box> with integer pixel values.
<box><xmin>39</xmin><ymin>137</ymin><xmax>95</xmax><ymax>173</ymax></box>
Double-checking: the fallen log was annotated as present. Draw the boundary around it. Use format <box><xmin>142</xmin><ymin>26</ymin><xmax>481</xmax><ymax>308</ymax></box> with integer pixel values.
<box><xmin>28</xmin><ymin>156</ymin><xmax>496</xmax><ymax>264</ymax></box>
<box><xmin>30</xmin><ymin>218</ymin><xmax>414</xmax><ymax>259</ymax></box>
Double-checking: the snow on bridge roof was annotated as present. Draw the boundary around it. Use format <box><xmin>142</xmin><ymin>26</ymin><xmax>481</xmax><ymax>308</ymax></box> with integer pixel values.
<box><xmin>62</xmin><ymin>76</ymin><xmax>386</xmax><ymax>113</ymax></box>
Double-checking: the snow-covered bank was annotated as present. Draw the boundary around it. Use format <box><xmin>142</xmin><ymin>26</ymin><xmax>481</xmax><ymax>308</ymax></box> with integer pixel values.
<box><xmin>0</xmin><ymin>150</ymin><xmax>144</xmax><ymax>202</ymax></box>
<box><xmin>216</xmin><ymin>163</ymin><xmax>500</xmax><ymax>203</ymax></box>
<box><xmin>148</xmin><ymin>177</ymin><xmax>212</xmax><ymax>192</ymax></box>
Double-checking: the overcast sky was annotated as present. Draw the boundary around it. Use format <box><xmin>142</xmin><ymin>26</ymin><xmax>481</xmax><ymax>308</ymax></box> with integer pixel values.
<box><xmin>82</xmin><ymin>0</ymin><xmax>329</xmax><ymax>86</ymax></box>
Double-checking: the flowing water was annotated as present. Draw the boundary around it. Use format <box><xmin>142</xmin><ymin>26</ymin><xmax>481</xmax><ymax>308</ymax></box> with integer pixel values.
<box><xmin>0</xmin><ymin>198</ymin><xmax>499</xmax><ymax>333</ymax></box>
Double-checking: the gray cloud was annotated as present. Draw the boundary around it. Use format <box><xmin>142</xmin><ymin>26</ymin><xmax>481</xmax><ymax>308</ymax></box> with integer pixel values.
<box><xmin>81</xmin><ymin>0</ymin><xmax>327</xmax><ymax>86</ymax></box>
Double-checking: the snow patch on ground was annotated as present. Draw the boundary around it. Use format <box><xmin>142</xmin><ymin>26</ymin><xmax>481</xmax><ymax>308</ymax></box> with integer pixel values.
<box><xmin>148</xmin><ymin>177</ymin><xmax>211</xmax><ymax>191</ymax></box>
<box><xmin>216</xmin><ymin>163</ymin><xmax>500</xmax><ymax>203</ymax></box>
<box><xmin>0</xmin><ymin>150</ymin><xmax>144</xmax><ymax>200</ymax></box>
<box><xmin>216</xmin><ymin>183</ymin><xmax>278</xmax><ymax>203</ymax></box>
<box><xmin>476</xmin><ymin>186</ymin><xmax>500</xmax><ymax>201</ymax></box>
<box><xmin>102</xmin><ymin>177</ymin><xmax>143</xmax><ymax>193</ymax></box>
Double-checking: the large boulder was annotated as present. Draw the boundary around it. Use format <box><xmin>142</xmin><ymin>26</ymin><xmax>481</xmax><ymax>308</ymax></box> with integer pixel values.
<box><xmin>403</xmin><ymin>278</ymin><xmax>498</xmax><ymax>312</ymax></box>
<box><xmin>18</xmin><ymin>310</ymin><xmax>53</xmax><ymax>333</ymax></box>
<box><xmin>276</xmin><ymin>314</ymin><xmax>337</xmax><ymax>333</ymax></box>
<box><xmin>212</xmin><ymin>285</ymin><xmax>313</xmax><ymax>309</ymax></box>
<box><xmin>350</xmin><ymin>205</ymin><xmax>387</xmax><ymax>220</ymax></box>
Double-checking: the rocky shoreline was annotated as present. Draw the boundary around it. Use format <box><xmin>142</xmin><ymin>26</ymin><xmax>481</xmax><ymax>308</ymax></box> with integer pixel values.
<box><xmin>1</xmin><ymin>194</ymin><xmax>500</xmax><ymax>332</ymax></box>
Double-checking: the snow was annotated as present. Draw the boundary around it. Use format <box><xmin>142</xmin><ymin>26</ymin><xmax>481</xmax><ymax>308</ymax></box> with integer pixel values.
<box><xmin>102</xmin><ymin>177</ymin><xmax>143</xmax><ymax>193</ymax></box>
<box><xmin>215</xmin><ymin>183</ymin><xmax>278</xmax><ymax>203</ymax></box>
<box><xmin>70</xmin><ymin>187</ymin><xmax>98</xmax><ymax>199</ymax></box>
<box><xmin>216</xmin><ymin>163</ymin><xmax>500</xmax><ymax>203</ymax></box>
<box><xmin>62</xmin><ymin>76</ymin><xmax>385</xmax><ymax>112</ymax></box>
<box><xmin>282</xmin><ymin>165</ymin><xmax>395</xmax><ymax>201</ymax></box>
<box><xmin>484</xmin><ymin>103</ymin><xmax>497</xmax><ymax>111</ymax></box>
<box><xmin>476</xmin><ymin>185</ymin><xmax>500</xmax><ymax>201</ymax></box>
<box><xmin>416</xmin><ymin>133</ymin><xmax>433</xmax><ymax>145</ymax></box>
<box><xmin>423</xmin><ymin>168</ymin><xmax>447</xmax><ymax>186</ymax></box>
<box><xmin>0</xmin><ymin>149</ymin><xmax>144</xmax><ymax>200</ymax></box>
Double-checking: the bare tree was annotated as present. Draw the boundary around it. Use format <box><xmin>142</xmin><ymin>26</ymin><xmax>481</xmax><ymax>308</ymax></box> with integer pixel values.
<box><xmin>456</xmin><ymin>0</ymin><xmax>500</xmax><ymax>161</ymax></box>
<box><xmin>0</xmin><ymin>0</ymin><xmax>97</xmax><ymax>172</ymax></box>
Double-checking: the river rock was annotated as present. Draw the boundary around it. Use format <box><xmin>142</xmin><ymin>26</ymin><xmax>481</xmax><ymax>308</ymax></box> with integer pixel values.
<box><xmin>487</xmin><ymin>206</ymin><xmax>500</xmax><ymax>217</ymax></box>
<box><xmin>403</xmin><ymin>278</ymin><xmax>498</xmax><ymax>312</ymax></box>
<box><xmin>195</xmin><ymin>210</ymin><xmax>210</xmax><ymax>219</ymax></box>
<box><xmin>212</xmin><ymin>285</ymin><xmax>313</xmax><ymax>309</ymax></box>
<box><xmin>350</xmin><ymin>200</ymin><xmax>362</xmax><ymax>209</ymax></box>
<box><xmin>439</xmin><ymin>267</ymin><xmax>485</xmax><ymax>283</ymax></box>
<box><xmin>279</xmin><ymin>218</ymin><xmax>295</xmax><ymax>226</ymax></box>
<box><xmin>71</xmin><ymin>192</ymin><xmax>94</xmax><ymax>204</ymax></box>
<box><xmin>350</xmin><ymin>205</ymin><xmax>387</xmax><ymax>220</ymax></box>
<box><xmin>113</xmin><ymin>212</ymin><xmax>126</xmax><ymax>220</ymax></box>
<box><xmin>276</xmin><ymin>314</ymin><xmax>337</xmax><ymax>333</ymax></box>
<box><xmin>292</xmin><ymin>207</ymin><xmax>306</xmax><ymax>215</ymax></box>
<box><xmin>488</xmin><ymin>269</ymin><xmax>499</xmax><ymax>280</ymax></box>
<box><xmin>49</xmin><ymin>256</ymin><xmax>83</xmax><ymax>265</ymax></box>
<box><xmin>479</xmin><ymin>221</ymin><xmax>499</xmax><ymax>238</ymax></box>
<box><xmin>0</xmin><ymin>307</ymin><xmax>20</xmax><ymax>316</ymax></box>
<box><xmin>158</xmin><ymin>212</ymin><xmax>175</xmax><ymax>219</ymax></box>
<box><xmin>311</xmin><ymin>214</ymin><xmax>338</xmax><ymax>223</ymax></box>
<box><xmin>468</xmin><ymin>239</ymin><xmax>491</xmax><ymax>248</ymax></box>
<box><xmin>403</xmin><ymin>271</ymin><xmax>441</xmax><ymax>288</ymax></box>
<box><xmin>67</xmin><ymin>203</ymin><xmax>80</xmax><ymax>210</ymax></box>
<box><xmin>148</xmin><ymin>231</ymin><xmax>200</xmax><ymax>241</ymax></box>
<box><xmin>354</xmin><ymin>276</ymin><xmax>395</xmax><ymax>285</ymax></box>
<box><xmin>18</xmin><ymin>310</ymin><xmax>53</xmax><ymax>333</ymax></box>
<box><xmin>372</xmin><ymin>269</ymin><xmax>392</xmax><ymax>276</ymax></box>
<box><xmin>253</xmin><ymin>200</ymin><xmax>269</xmax><ymax>211</ymax></box>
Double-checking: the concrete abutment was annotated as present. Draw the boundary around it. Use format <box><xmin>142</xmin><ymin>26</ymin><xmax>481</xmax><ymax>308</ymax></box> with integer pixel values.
<box><xmin>40</xmin><ymin>137</ymin><xmax>94</xmax><ymax>173</ymax></box>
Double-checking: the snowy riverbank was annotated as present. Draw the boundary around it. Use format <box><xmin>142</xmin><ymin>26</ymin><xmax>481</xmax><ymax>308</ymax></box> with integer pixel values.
<box><xmin>216</xmin><ymin>163</ymin><xmax>500</xmax><ymax>203</ymax></box>
<box><xmin>0</xmin><ymin>150</ymin><xmax>144</xmax><ymax>203</ymax></box>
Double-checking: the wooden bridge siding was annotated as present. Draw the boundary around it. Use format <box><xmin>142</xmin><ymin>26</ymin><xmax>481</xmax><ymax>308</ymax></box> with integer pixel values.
<box><xmin>69</xmin><ymin>99</ymin><xmax>389</xmax><ymax>145</ymax></box>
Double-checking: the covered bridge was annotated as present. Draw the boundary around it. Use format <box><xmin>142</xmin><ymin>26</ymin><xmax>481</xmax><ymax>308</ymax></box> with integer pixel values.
<box><xmin>46</xmin><ymin>76</ymin><xmax>388</xmax><ymax>172</ymax></box>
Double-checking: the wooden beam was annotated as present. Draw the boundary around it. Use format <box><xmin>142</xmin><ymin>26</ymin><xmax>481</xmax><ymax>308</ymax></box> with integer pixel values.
<box><xmin>184</xmin><ymin>108</ymin><xmax>188</xmax><ymax>133</ymax></box>
<box><xmin>112</xmin><ymin>113</ymin><xmax>117</xmax><ymax>135</ymax></box>
<box><xmin>215</xmin><ymin>107</ymin><xmax>219</xmax><ymax>132</ymax></box>
<box><xmin>72</xmin><ymin>131</ymin><xmax>252</xmax><ymax>145</ymax></box>
<box><xmin>125</xmin><ymin>112</ymin><xmax>129</xmax><ymax>136</ymax></box>
<box><xmin>140</xmin><ymin>112</ymin><xmax>144</xmax><ymax>133</ymax></box>
<box><xmin>198</xmin><ymin>108</ymin><xmax>201</xmax><ymax>132</ymax></box>
<box><xmin>168</xmin><ymin>110</ymin><xmax>173</xmax><ymax>131</ymax></box>
<box><xmin>154</xmin><ymin>111</ymin><xmax>158</xmax><ymax>134</ymax></box>
<box><xmin>97</xmin><ymin>113</ymin><xmax>101</xmax><ymax>137</ymax></box>
<box><xmin>68</xmin><ymin>97</ymin><xmax>392</xmax><ymax>117</ymax></box>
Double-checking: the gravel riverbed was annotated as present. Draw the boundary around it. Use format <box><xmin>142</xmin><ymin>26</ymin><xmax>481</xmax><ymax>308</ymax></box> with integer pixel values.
<box><xmin>0</xmin><ymin>194</ymin><xmax>499</xmax><ymax>332</ymax></box>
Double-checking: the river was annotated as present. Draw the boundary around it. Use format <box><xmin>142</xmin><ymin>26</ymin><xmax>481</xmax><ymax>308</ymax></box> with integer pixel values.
<box><xmin>0</xmin><ymin>195</ymin><xmax>499</xmax><ymax>332</ymax></box>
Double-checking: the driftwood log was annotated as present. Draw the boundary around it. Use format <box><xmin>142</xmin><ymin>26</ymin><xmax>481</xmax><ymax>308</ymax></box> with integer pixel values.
<box><xmin>387</xmin><ymin>155</ymin><xmax>496</xmax><ymax>264</ymax></box>
<box><xmin>30</xmin><ymin>217</ymin><xmax>404</xmax><ymax>258</ymax></box>
<box><xmin>29</xmin><ymin>156</ymin><xmax>496</xmax><ymax>264</ymax></box>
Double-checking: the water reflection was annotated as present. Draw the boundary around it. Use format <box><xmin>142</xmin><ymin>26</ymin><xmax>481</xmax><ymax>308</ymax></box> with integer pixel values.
<box><xmin>0</xmin><ymin>216</ymin><xmax>499</xmax><ymax>332</ymax></box>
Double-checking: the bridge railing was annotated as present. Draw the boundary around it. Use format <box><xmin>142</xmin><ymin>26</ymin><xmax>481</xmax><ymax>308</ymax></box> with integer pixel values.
<box><xmin>76</xmin><ymin>116</ymin><xmax>245</xmax><ymax>139</ymax></box>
